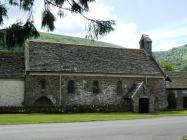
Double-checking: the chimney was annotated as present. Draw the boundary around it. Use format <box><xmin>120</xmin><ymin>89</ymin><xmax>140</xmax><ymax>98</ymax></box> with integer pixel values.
<box><xmin>139</xmin><ymin>34</ymin><xmax>152</xmax><ymax>55</ymax></box>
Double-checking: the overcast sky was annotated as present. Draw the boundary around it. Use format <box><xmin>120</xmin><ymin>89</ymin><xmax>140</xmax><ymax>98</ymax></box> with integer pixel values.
<box><xmin>3</xmin><ymin>0</ymin><xmax>187</xmax><ymax>51</ymax></box>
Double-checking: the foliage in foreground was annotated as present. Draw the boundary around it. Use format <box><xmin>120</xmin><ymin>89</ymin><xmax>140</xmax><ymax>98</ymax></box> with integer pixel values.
<box><xmin>0</xmin><ymin>0</ymin><xmax>115</xmax><ymax>48</ymax></box>
<box><xmin>183</xmin><ymin>136</ymin><xmax>187</xmax><ymax>140</ymax></box>
<box><xmin>159</xmin><ymin>60</ymin><xmax>174</xmax><ymax>71</ymax></box>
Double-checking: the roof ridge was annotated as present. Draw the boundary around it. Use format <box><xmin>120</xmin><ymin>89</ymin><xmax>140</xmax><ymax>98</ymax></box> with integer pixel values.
<box><xmin>28</xmin><ymin>40</ymin><xmax>144</xmax><ymax>52</ymax></box>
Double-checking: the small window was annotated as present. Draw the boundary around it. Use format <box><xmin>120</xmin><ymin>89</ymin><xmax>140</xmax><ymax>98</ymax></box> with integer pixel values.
<box><xmin>116</xmin><ymin>81</ymin><xmax>123</xmax><ymax>95</ymax></box>
<box><xmin>165</xmin><ymin>76</ymin><xmax>172</xmax><ymax>88</ymax></box>
<box><xmin>40</xmin><ymin>80</ymin><xmax>46</xmax><ymax>89</ymax></box>
<box><xmin>93</xmin><ymin>80</ymin><xmax>99</xmax><ymax>94</ymax></box>
<box><xmin>68</xmin><ymin>80</ymin><xmax>75</xmax><ymax>94</ymax></box>
<box><xmin>141</xmin><ymin>39</ymin><xmax>144</xmax><ymax>48</ymax></box>
<box><xmin>165</xmin><ymin>80</ymin><xmax>171</xmax><ymax>88</ymax></box>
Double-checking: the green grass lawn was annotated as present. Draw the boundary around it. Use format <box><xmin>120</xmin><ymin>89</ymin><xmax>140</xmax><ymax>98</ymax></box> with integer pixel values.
<box><xmin>0</xmin><ymin>110</ymin><xmax>187</xmax><ymax>125</ymax></box>
<box><xmin>183</xmin><ymin>136</ymin><xmax>187</xmax><ymax>140</ymax></box>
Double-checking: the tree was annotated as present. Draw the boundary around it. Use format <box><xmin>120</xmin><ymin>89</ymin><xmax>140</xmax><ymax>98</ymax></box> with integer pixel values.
<box><xmin>181</xmin><ymin>65</ymin><xmax>187</xmax><ymax>72</ymax></box>
<box><xmin>0</xmin><ymin>0</ymin><xmax>115</xmax><ymax>48</ymax></box>
<box><xmin>159</xmin><ymin>60</ymin><xmax>174</xmax><ymax>71</ymax></box>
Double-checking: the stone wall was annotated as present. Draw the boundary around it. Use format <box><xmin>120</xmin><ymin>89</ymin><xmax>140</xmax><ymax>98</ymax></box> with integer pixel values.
<box><xmin>131</xmin><ymin>78</ymin><xmax>167</xmax><ymax>113</ymax></box>
<box><xmin>0</xmin><ymin>52</ymin><xmax>25</xmax><ymax>107</ymax></box>
<box><xmin>147</xmin><ymin>78</ymin><xmax>167</xmax><ymax>111</ymax></box>
<box><xmin>0</xmin><ymin>79</ymin><xmax>24</xmax><ymax>106</ymax></box>
<box><xmin>167</xmin><ymin>89</ymin><xmax>187</xmax><ymax>109</ymax></box>
<box><xmin>61</xmin><ymin>76</ymin><xmax>129</xmax><ymax>111</ymax></box>
<box><xmin>0</xmin><ymin>52</ymin><xmax>24</xmax><ymax>78</ymax></box>
<box><xmin>25</xmin><ymin>74</ymin><xmax>167</xmax><ymax>112</ymax></box>
<box><xmin>24</xmin><ymin>75</ymin><xmax>60</xmax><ymax>106</ymax></box>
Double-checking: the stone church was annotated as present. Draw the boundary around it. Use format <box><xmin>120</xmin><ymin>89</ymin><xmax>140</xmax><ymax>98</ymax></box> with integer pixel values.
<box><xmin>0</xmin><ymin>34</ymin><xmax>168</xmax><ymax>113</ymax></box>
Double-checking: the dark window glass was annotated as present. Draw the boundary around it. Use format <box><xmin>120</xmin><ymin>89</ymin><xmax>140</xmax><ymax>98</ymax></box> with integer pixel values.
<box><xmin>93</xmin><ymin>80</ymin><xmax>99</xmax><ymax>94</ymax></box>
<box><xmin>117</xmin><ymin>81</ymin><xmax>123</xmax><ymax>95</ymax></box>
<box><xmin>141</xmin><ymin>39</ymin><xmax>144</xmax><ymax>47</ymax></box>
<box><xmin>68</xmin><ymin>80</ymin><xmax>75</xmax><ymax>94</ymax></box>
<box><xmin>40</xmin><ymin>80</ymin><xmax>46</xmax><ymax>89</ymax></box>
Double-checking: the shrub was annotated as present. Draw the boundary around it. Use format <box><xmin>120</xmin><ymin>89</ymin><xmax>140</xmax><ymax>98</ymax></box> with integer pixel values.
<box><xmin>167</xmin><ymin>92</ymin><xmax>177</xmax><ymax>109</ymax></box>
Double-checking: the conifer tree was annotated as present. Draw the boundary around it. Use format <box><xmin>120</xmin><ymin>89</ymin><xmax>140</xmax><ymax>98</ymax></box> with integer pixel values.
<box><xmin>0</xmin><ymin>0</ymin><xmax>115</xmax><ymax>48</ymax></box>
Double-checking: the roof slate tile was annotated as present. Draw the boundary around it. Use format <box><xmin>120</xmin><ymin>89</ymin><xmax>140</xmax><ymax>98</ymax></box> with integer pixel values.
<box><xmin>26</xmin><ymin>41</ymin><xmax>163</xmax><ymax>76</ymax></box>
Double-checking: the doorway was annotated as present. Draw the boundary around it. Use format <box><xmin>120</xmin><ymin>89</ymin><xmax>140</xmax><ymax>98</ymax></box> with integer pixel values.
<box><xmin>183</xmin><ymin>97</ymin><xmax>187</xmax><ymax>108</ymax></box>
<box><xmin>139</xmin><ymin>98</ymin><xmax>149</xmax><ymax>113</ymax></box>
<box><xmin>34</xmin><ymin>96</ymin><xmax>54</xmax><ymax>107</ymax></box>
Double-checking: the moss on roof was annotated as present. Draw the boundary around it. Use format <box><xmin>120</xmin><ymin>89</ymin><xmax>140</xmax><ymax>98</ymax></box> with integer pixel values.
<box><xmin>0</xmin><ymin>51</ymin><xmax>24</xmax><ymax>58</ymax></box>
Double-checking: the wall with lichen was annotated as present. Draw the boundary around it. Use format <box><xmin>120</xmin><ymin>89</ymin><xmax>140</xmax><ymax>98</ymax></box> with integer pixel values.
<box><xmin>24</xmin><ymin>75</ymin><xmax>167</xmax><ymax>112</ymax></box>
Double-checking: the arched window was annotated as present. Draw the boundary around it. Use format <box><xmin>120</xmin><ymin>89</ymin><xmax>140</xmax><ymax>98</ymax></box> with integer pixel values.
<box><xmin>116</xmin><ymin>81</ymin><xmax>123</xmax><ymax>95</ymax></box>
<box><xmin>40</xmin><ymin>79</ymin><xmax>46</xmax><ymax>89</ymax></box>
<box><xmin>93</xmin><ymin>80</ymin><xmax>99</xmax><ymax>94</ymax></box>
<box><xmin>68</xmin><ymin>80</ymin><xmax>75</xmax><ymax>94</ymax></box>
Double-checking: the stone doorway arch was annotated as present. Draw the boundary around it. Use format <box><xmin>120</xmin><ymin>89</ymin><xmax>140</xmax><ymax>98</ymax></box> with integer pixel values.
<box><xmin>34</xmin><ymin>96</ymin><xmax>54</xmax><ymax>107</ymax></box>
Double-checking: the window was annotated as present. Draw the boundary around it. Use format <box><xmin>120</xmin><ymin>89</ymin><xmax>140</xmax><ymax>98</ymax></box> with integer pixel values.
<box><xmin>40</xmin><ymin>80</ymin><xmax>46</xmax><ymax>89</ymax></box>
<box><xmin>68</xmin><ymin>80</ymin><xmax>75</xmax><ymax>94</ymax></box>
<box><xmin>93</xmin><ymin>80</ymin><xmax>99</xmax><ymax>94</ymax></box>
<box><xmin>165</xmin><ymin>76</ymin><xmax>172</xmax><ymax>88</ymax></box>
<box><xmin>165</xmin><ymin>80</ymin><xmax>171</xmax><ymax>88</ymax></box>
<box><xmin>116</xmin><ymin>81</ymin><xmax>123</xmax><ymax>95</ymax></box>
<box><xmin>141</xmin><ymin>39</ymin><xmax>144</xmax><ymax>48</ymax></box>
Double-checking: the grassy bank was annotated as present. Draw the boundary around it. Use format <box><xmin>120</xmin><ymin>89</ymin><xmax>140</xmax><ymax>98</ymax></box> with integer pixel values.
<box><xmin>183</xmin><ymin>136</ymin><xmax>187</xmax><ymax>140</ymax></box>
<box><xmin>0</xmin><ymin>110</ymin><xmax>186</xmax><ymax>125</ymax></box>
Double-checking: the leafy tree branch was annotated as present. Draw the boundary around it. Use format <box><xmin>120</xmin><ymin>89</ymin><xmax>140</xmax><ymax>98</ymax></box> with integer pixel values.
<box><xmin>0</xmin><ymin>0</ymin><xmax>115</xmax><ymax>48</ymax></box>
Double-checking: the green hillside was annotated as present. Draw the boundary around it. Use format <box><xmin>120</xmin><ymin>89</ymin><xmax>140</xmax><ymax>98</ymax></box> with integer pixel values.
<box><xmin>154</xmin><ymin>45</ymin><xmax>187</xmax><ymax>71</ymax></box>
<box><xmin>0</xmin><ymin>32</ymin><xmax>122</xmax><ymax>51</ymax></box>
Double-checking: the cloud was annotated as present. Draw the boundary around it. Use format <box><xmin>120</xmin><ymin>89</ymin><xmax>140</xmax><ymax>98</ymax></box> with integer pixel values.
<box><xmin>101</xmin><ymin>20</ymin><xmax>187</xmax><ymax>51</ymax></box>
<box><xmin>33</xmin><ymin>0</ymin><xmax>116</xmax><ymax>36</ymax></box>
<box><xmin>2</xmin><ymin>1</ymin><xmax>187</xmax><ymax>52</ymax></box>
<box><xmin>147</xmin><ymin>23</ymin><xmax>187</xmax><ymax>51</ymax></box>
<box><xmin>153</xmin><ymin>41</ymin><xmax>182</xmax><ymax>52</ymax></box>
<box><xmin>1</xmin><ymin>5</ymin><xmax>29</xmax><ymax>28</ymax></box>
<box><xmin>85</xmin><ymin>0</ymin><xmax>117</xmax><ymax>20</ymax></box>
<box><xmin>2</xmin><ymin>0</ymin><xmax>142</xmax><ymax>50</ymax></box>
<box><xmin>4</xmin><ymin>1</ymin><xmax>143</xmax><ymax>50</ymax></box>
<box><xmin>100</xmin><ymin>22</ymin><xmax>141</xmax><ymax>48</ymax></box>
<box><xmin>149</xmin><ymin>26</ymin><xmax>187</xmax><ymax>41</ymax></box>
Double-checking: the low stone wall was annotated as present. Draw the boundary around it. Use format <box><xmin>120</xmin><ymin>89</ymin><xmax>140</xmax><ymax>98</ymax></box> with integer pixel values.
<box><xmin>0</xmin><ymin>79</ymin><xmax>24</xmax><ymax>106</ymax></box>
<box><xmin>0</xmin><ymin>106</ymin><xmax>64</xmax><ymax>114</ymax></box>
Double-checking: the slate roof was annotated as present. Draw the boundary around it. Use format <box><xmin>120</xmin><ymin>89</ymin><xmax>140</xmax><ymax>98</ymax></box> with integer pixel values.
<box><xmin>0</xmin><ymin>52</ymin><xmax>25</xmax><ymax>78</ymax></box>
<box><xmin>166</xmin><ymin>72</ymin><xmax>187</xmax><ymax>89</ymax></box>
<box><xmin>25</xmin><ymin>41</ymin><xmax>163</xmax><ymax>76</ymax></box>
